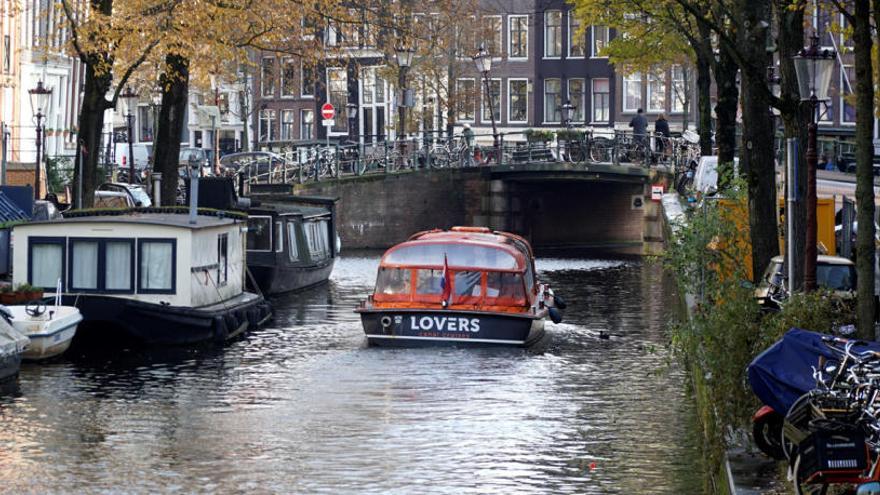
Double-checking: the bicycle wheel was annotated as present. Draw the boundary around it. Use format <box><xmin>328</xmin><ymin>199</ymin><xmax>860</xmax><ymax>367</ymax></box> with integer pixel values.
<box><xmin>792</xmin><ymin>452</ymin><xmax>830</xmax><ymax>495</ymax></box>
<box><xmin>589</xmin><ymin>141</ymin><xmax>611</xmax><ymax>162</ymax></box>
<box><xmin>569</xmin><ymin>143</ymin><xmax>586</xmax><ymax>163</ymax></box>
<box><xmin>429</xmin><ymin>147</ymin><xmax>450</xmax><ymax>168</ymax></box>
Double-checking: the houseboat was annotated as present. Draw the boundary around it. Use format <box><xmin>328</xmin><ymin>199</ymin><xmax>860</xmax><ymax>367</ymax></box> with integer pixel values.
<box><xmin>356</xmin><ymin>227</ymin><xmax>564</xmax><ymax>346</ymax></box>
<box><xmin>11</xmin><ymin>209</ymin><xmax>272</xmax><ymax>346</ymax></box>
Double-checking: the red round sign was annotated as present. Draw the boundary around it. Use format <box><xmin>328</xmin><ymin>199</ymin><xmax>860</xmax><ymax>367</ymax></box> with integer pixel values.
<box><xmin>321</xmin><ymin>103</ymin><xmax>335</xmax><ymax>120</ymax></box>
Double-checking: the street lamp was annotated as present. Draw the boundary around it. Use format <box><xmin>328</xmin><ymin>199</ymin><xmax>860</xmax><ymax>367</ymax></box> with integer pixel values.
<box><xmin>473</xmin><ymin>43</ymin><xmax>499</xmax><ymax>161</ymax></box>
<box><xmin>28</xmin><ymin>80</ymin><xmax>52</xmax><ymax>200</ymax></box>
<box><xmin>394</xmin><ymin>46</ymin><xmax>414</xmax><ymax>140</ymax></box>
<box><xmin>120</xmin><ymin>87</ymin><xmax>139</xmax><ymax>184</ymax></box>
<box><xmin>562</xmin><ymin>100</ymin><xmax>575</xmax><ymax>129</ymax></box>
<box><xmin>346</xmin><ymin>101</ymin><xmax>358</xmax><ymax>142</ymax></box>
<box><xmin>793</xmin><ymin>34</ymin><xmax>835</xmax><ymax>292</ymax></box>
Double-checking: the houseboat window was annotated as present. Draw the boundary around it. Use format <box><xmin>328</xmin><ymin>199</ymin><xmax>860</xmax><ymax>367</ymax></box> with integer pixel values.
<box><xmin>454</xmin><ymin>271</ymin><xmax>482</xmax><ymax>296</ymax></box>
<box><xmin>30</xmin><ymin>241</ymin><xmax>63</xmax><ymax>289</ymax></box>
<box><xmin>217</xmin><ymin>234</ymin><xmax>229</xmax><ymax>286</ymax></box>
<box><xmin>305</xmin><ymin>220</ymin><xmax>329</xmax><ymax>259</ymax></box>
<box><xmin>376</xmin><ymin>267</ymin><xmax>411</xmax><ymax>295</ymax></box>
<box><xmin>287</xmin><ymin>223</ymin><xmax>299</xmax><ymax>262</ymax></box>
<box><xmin>139</xmin><ymin>240</ymin><xmax>175</xmax><ymax>292</ymax></box>
<box><xmin>247</xmin><ymin>216</ymin><xmax>272</xmax><ymax>251</ymax></box>
<box><xmin>105</xmin><ymin>241</ymin><xmax>133</xmax><ymax>291</ymax></box>
<box><xmin>275</xmin><ymin>222</ymin><xmax>284</xmax><ymax>253</ymax></box>
<box><xmin>486</xmin><ymin>272</ymin><xmax>525</xmax><ymax>301</ymax></box>
<box><xmin>71</xmin><ymin>240</ymin><xmax>100</xmax><ymax>290</ymax></box>
<box><xmin>384</xmin><ymin>244</ymin><xmax>518</xmax><ymax>270</ymax></box>
<box><xmin>415</xmin><ymin>269</ymin><xmax>444</xmax><ymax>295</ymax></box>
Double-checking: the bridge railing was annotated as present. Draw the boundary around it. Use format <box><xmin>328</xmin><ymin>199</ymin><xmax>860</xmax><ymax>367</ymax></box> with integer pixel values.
<box><xmin>230</xmin><ymin>130</ymin><xmax>701</xmax><ymax>186</ymax></box>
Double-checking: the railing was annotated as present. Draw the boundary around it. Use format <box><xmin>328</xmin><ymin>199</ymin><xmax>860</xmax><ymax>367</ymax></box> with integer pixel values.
<box><xmin>227</xmin><ymin>130</ymin><xmax>702</xmax><ymax>187</ymax></box>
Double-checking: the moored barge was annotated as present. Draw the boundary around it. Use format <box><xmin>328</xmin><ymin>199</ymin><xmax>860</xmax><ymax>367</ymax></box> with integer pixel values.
<box><xmin>357</xmin><ymin>227</ymin><xmax>563</xmax><ymax>346</ymax></box>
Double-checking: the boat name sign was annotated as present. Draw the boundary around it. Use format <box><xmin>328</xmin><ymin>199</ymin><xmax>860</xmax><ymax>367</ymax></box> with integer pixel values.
<box><xmin>409</xmin><ymin>316</ymin><xmax>480</xmax><ymax>333</ymax></box>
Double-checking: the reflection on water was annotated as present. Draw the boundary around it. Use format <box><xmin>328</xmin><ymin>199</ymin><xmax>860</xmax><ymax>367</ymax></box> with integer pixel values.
<box><xmin>0</xmin><ymin>254</ymin><xmax>700</xmax><ymax>494</ymax></box>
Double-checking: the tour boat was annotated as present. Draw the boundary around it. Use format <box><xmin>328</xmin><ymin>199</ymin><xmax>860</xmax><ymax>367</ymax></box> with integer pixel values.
<box><xmin>11</xmin><ymin>209</ymin><xmax>272</xmax><ymax>346</ymax></box>
<box><xmin>357</xmin><ymin>227</ymin><xmax>564</xmax><ymax>346</ymax></box>
<box><xmin>4</xmin><ymin>303</ymin><xmax>82</xmax><ymax>360</ymax></box>
<box><xmin>0</xmin><ymin>318</ymin><xmax>28</xmax><ymax>381</ymax></box>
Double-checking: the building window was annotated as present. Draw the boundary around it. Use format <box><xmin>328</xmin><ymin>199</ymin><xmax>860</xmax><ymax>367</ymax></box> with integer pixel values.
<box><xmin>301</xmin><ymin>63</ymin><xmax>315</xmax><ymax>97</ymax></box>
<box><xmin>70</xmin><ymin>240</ymin><xmax>99</xmax><ymax>290</ymax></box>
<box><xmin>508</xmin><ymin>79</ymin><xmax>528</xmax><ymax>123</ymax></box>
<box><xmin>623</xmin><ymin>72</ymin><xmax>642</xmax><ymax>112</ymax></box>
<box><xmin>544</xmin><ymin>11</ymin><xmax>562</xmax><ymax>57</ymax></box>
<box><xmin>280</xmin><ymin>57</ymin><xmax>296</xmax><ymax>97</ymax></box>
<box><xmin>569</xmin><ymin>14</ymin><xmax>585</xmax><ymax>58</ymax></box>
<box><xmin>671</xmin><ymin>65</ymin><xmax>686</xmax><ymax>113</ymax></box>
<box><xmin>592</xmin><ymin>26</ymin><xmax>609</xmax><ymax>57</ymax></box>
<box><xmin>105</xmin><ymin>240</ymin><xmax>133</xmax><ymax>291</ymax></box>
<box><xmin>592</xmin><ymin>78</ymin><xmax>610</xmax><ymax>122</ymax></box>
<box><xmin>647</xmin><ymin>69</ymin><xmax>666</xmax><ymax>112</ymax></box>
<box><xmin>301</xmin><ymin>109</ymin><xmax>314</xmax><ymax>139</ymax></box>
<box><xmin>217</xmin><ymin>233</ymin><xmax>228</xmax><ymax>286</ymax></box>
<box><xmin>485</xmin><ymin>15</ymin><xmax>502</xmax><ymax>56</ymax></box>
<box><xmin>509</xmin><ymin>15</ymin><xmax>528</xmax><ymax>59</ymax></box>
<box><xmin>568</xmin><ymin>79</ymin><xmax>585</xmax><ymax>122</ymax></box>
<box><xmin>280</xmin><ymin>110</ymin><xmax>295</xmax><ymax>141</ymax></box>
<box><xmin>138</xmin><ymin>239</ymin><xmax>176</xmax><ymax>293</ymax></box>
<box><xmin>259</xmin><ymin>109</ymin><xmax>276</xmax><ymax>142</ymax></box>
<box><xmin>456</xmin><ymin>79</ymin><xmax>476</xmax><ymax>122</ymax></box>
<box><xmin>482</xmin><ymin>79</ymin><xmax>501</xmax><ymax>123</ymax></box>
<box><xmin>327</xmin><ymin>68</ymin><xmax>348</xmax><ymax>133</ymax></box>
<box><xmin>138</xmin><ymin>106</ymin><xmax>155</xmax><ymax>142</ymax></box>
<box><xmin>842</xmin><ymin>65</ymin><xmax>855</xmax><ymax>123</ymax></box>
<box><xmin>544</xmin><ymin>79</ymin><xmax>561</xmax><ymax>122</ymax></box>
<box><xmin>218</xmin><ymin>93</ymin><xmax>230</xmax><ymax>115</ymax></box>
<box><xmin>261</xmin><ymin>57</ymin><xmax>275</xmax><ymax>97</ymax></box>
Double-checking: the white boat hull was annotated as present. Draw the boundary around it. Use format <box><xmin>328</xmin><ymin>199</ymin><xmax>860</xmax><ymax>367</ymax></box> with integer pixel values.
<box><xmin>5</xmin><ymin>306</ymin><xmax>83</xmax><ymax>361</ymax></box>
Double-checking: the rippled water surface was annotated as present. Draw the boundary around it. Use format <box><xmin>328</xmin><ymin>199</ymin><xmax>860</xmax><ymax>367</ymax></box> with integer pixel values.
<box><xmin>0</xmin><ymin>254</ymin><xmax>700</xmax><ymax>494</ymax></box>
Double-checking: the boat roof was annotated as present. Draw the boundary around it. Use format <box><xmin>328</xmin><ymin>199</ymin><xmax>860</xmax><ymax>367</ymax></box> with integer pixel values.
<box><xmin>17</xmin><ymin>208</ymin><xmax>243</xmax><ymax>230</ymax></box>
<box><xmin>249</xmin><ymin>201</ymin><xmax>331</xmax><ymax>219</ymax></box>
<box><xmin>381</xmin><ymin>227</ymin><xmax>533</xmax><ymax>271</ymax></box>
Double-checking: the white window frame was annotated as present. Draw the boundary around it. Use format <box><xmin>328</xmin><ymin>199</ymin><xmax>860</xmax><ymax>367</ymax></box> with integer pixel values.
<box><xmin>623</xmin><ymin>72</ymin><xmax>643</xmax><ymax>113</ymax></box>
<box><xmin>567</xmin><ymin>78</ymin><xmax>586</xmax><ymax>123</ymax></box>
<box><xmin>484</xmin><ymin>15</ymin><xmax>503</xmax><ymax>59</ymax></box>
<box><xmin>544</xmin><ymin>10</ymin><xmax>562</xmax><ymax>59</ymax></box>
<box><xmin>280</xmin><ymin>57</ymin><xmax>296</xmax><ymax>98</ymax></box>
<box><xmin>670</xmin><ymin>65</ymin><xmax>686</xmax><ymax>114</ymax></box>
<box><xmin>567</xmin><ymin>13</ymin><xmax>585</xmax><ymax>59</ymax></box>
<box><xmin>300</xmin><ymin>61</ymin><xmax>314</xmax><ymax>98</ymax></box>
<box><xmin>646</xmin><ymin>69</ymin><xmax>666</xmax><ymax>113</ymax></box>
<box><xmin>248</xmin><ymin>215</ymin><xmax>274</xmax><ymax>252</ymax></box>
<box><xmin>275</xmin><ymin>221</ymin><xmax>284</xmax><ymax>253</ymax></box>
<box><xmin>481</xmin><ymin>78</ymin><xmax>502</xmax><ymax>123</ymax></box>
<box><xmin>326</xmin><ymin>67</ymin><xmax>349</xmax><ymax>135</ymax></box>
<box><xmin>260</xmin><ymin>56</ymin><xmax>275</xmax><ymax>98</ymax></box>
<box><xmin>508</xmin><ymin>15</ymin><xmax>529</xmax><ymax>61</ymax></box>
<box><xmin>456</xmin><ymin>78</ymin><xmax>477</xmax><ymax>123</ymax></box>
<box><xmin>280</xmin><ymin>109</ymin><xmax>295</xmax><ymax>140</ymax></box>
<box><xmin>507</xmin><ymin>78</ymin><xmax>529</xmax><ymax>124</ymax></box>
<box><xmin>300</xmin><ymin>109</ymin><xmax>314</xmax><ymax>139</ymax></box>
<box><xmin>259</xmin><ymin>109</ymin><xmax>276</xmax><ymax>142</ymax></box>
<box><xmin>591</xmin><ymin>26</ymin><xmax>609</xmax><ymax>58</ymax></box>
<box><xmin>543</xmin><ymin>78</ymin><xmax>562</xmax><ymax>123</ymax></box>
<box><xmin>591</xmin><ymin>78</ymin><xmax>610</xmax><ymax>123</ymax></box>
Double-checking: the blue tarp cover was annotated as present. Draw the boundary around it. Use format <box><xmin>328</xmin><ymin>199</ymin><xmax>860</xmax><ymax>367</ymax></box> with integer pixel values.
<box><xmin>747</xmin><ymin>328</ymin><xmax>880</xmax><ymax>414</ymax></box>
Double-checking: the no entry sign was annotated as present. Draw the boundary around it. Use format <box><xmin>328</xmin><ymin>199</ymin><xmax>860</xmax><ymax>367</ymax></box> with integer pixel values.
<box><xmin>321</xmin><ymin>103</ymin><xmax>335</xmax><ymax>120</ymax></box>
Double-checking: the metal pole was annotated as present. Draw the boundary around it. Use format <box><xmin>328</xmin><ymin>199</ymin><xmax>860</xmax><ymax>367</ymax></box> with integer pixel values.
<box><xmin>189</xmin><ymin>168</ymin><xmax>199</xmax><ymax>225</ymax></box>
<box><xmin>482</xmin><ymin>72</ymin><xmax>499</xmax><ymax>162</ymax></box>
<box><xmin>34</xmin><ymin>114</ymin><xmax>42</xmax><ymax>200</ymax></box>
<box><xmin>77</xmin><ymin>140</ymin><xmax>84</xmax><ymax>209</ymax></box>
<box><xmin>805</xmin><ymin>99</ymin><xmax>818</xmax><ymax>292</ymax></box>
<box><xmin>786</xmin><ymin>137</ymin><xmax>797</xmax><ymax>294</ymax></box>
<box><xmin>127</xmin><ymin>112</ymin><xmax>135</xmax><ymax>183</ymax></box>
<box><xmin>1</xmin><ymin>122</ymin><xmax>7</xmax><ymax>185</ymax></box>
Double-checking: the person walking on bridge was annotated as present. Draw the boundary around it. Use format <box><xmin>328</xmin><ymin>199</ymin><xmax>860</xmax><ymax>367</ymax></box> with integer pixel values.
<box><xmin>462</xmin><ymin>123</ymin><xmax>475</xmax><ymax>167</ymax></box>
<box><xmin>628</xmin><ymin>108</ymin><xmax>648</xmax><ymax>163</ymax></box>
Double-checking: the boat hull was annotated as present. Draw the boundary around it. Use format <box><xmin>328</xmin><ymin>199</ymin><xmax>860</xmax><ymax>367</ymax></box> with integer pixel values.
<box><xmin>21</xmin><ymin>320</ymin><xmax>79</xmax><ymax>360</ymax></box>
<box><xmin>58</xmin><ymin>293</ymin><xmax>273</xmax><ymax>346</ymax></box>
<box><xmin>249</xmin><ymin>259</ymin><xmax>334</xmax><ymax>295</ymax></box>
<box><xmin>0</xmin><ymin>352</ymin><xmax>21</xmax><ymax>381</ymax></box>
<box><xmin>358</xmin><ymin>309</ymin><xmax>546</xmax><ymax>347</ymax></box>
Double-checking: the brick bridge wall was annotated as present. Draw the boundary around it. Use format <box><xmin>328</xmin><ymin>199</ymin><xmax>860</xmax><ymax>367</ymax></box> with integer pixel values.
<box><xmin>293</xmin><ymin>168</ymin><xmax>664</xmax><ymax>253</ymax></box>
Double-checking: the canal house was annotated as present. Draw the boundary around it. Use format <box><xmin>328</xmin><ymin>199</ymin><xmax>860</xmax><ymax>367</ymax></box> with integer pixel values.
<box><xmin>12</xmin><ymin>210</ymin><xmax>272</xmax><ymax>345</ymax></box>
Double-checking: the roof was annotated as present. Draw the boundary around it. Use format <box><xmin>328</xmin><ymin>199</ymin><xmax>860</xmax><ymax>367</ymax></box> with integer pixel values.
<box><xmin>381</xmin><ymin>227</ymin><xmax>533</xmax><ymax>271</ymax></box>
<box><xmin>250</xmin><ymin>201</ymin><xmax>331</xmax><ymax>218</ymax></box>
<box><xmin>18</xmin><ymin>208</ymin><xmax>243</xmax><ymax>230</ymax></box>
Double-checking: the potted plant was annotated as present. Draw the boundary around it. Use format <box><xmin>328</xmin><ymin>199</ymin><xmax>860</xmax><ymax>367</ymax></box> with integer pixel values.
<box><xmin>15</xmin><ymin>283</ymin><xmax>43</xmax><ymax>302</ymax></box>
<box><xmin>523</xmin><ymin>129</ymin><xmax>554</xmax><ymax>144</ymax></box>
<box><xmin>0</xmin><ymin>284</ymin><xmax>14</xmax><ymax>305</ymax></box>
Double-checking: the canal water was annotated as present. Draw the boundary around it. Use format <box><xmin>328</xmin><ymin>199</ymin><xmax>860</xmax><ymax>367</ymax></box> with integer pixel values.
<box><xmin>0</xmin><ymin>254</ymin><xmax>701</xmax><ymax>494</ymax></box>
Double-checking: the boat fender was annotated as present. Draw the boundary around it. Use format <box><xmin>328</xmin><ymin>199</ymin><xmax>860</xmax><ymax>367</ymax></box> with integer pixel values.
<box><xmin>212</xmin><ymin>316</ymin><xmax>229</xmax><ymax>343</ymax></box>
<box><xmin>246</xmin><ymin>308</ymin><xmax>259</xmax><ymax>327</ymax></box>
<box><xmin>380</xmin><ymin>316</ymin><xmax>392</xmax><ymax>328</ymax></box>
<box><xmin>549</xmin><ymin>307</ymin><xmax>563</xmax><ymax>324</ymax></box>
<box><xmin>553</xmin><ymin>295</ymin><xmax>567</xmax><ymax>310</ymax></box>
<box><xmin>225</xmin><ymin>314</ymin><xmax>239</xmax><ymax>333</ymax></box>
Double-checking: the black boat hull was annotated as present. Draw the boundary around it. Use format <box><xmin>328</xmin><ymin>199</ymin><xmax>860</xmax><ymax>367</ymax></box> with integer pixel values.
<box><xmin>358</xmin><ymin>309</ymin><xmax>546</xmax><ymax>347</ymax></box>
<box><xmin>60</xmin><ymin>293</ymin><xmax>272</xmax><ymax>346</ymax></box>
<box><xmin>249</xmin><ymin>260</ymin><xmax>334</xmax><ymax>295</ymax></box>
<box><xmin>0</xmin><ymin>352</ymin><xmax>21</xmax><ymax>382</ymax></box>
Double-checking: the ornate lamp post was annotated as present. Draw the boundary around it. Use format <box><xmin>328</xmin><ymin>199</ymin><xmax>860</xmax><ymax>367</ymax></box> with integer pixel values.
<box><xmin>394</xmin><ymin>46</ymin><xmax>414</xmax><ymax>140</ymax></box>
<box><xmin>473</xmin><ymin>43</ymin><xmax>499</xmax><ymax>160</ymax></box>
<box><xmin>562</xmin><ymin>100</ymin><xmax>575</xmax><ymax>129</ymax></box>
<box><xmin>28</xmin><ymin>80</ymin><xmax>52</xmax><ymax>199</ymax></box>
<box><xmin>793</xmin><ymin>34</ymin><xmax>835</xmax><ymax>292</ymax></box>
<box><xmin>120</xmin><ymin>87</ymin><xmax>139</xmax><ymax>183</ymax></box>
<box><xmin>346</xmin><ymin>101</ymin><xmax>358</xmax><ymax>142</ymax></box>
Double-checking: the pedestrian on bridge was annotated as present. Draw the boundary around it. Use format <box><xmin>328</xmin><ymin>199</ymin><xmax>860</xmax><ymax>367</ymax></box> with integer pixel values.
<box><xmin>629</xmin><ymin>108</ymin><xmax>648</xmax><ymax>149</ymax></box>
<box><xmin>462</xmin><ymin>123</ymin><xmax>475</xmax><ymax>167</ymax></box>
<box><xmin>654</xmin><ymin>114</ymin><xmax>670</xmax><ymax>156</ymax></box>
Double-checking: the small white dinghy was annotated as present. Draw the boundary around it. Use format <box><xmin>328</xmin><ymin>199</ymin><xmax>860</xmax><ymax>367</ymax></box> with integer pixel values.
<box><xmin>2</xmin><ymin>301</ymin><xmax>82</xmax><ymax>361</ymax></box>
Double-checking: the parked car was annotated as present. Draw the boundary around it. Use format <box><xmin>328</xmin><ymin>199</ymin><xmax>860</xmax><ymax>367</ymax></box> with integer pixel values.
<box><xmin>693</xmin><ymin>156</ymin><xmax>740</xmax><ymax>196</ymax></box>
<box><xmin>219</xmin><ymin>151</ymin><xmax>285</xmax><ymax>179</ymax></box>
<box><xmin>97</xmin><ymin>183</ymin><xmax>152</xmax><ymax>207</ymax></box>
<box><xmin>114</xmin><ymin>143</ymin><xmax>153</xmax><ymax>170</ymax></box>
<box><xmin>94</xmin><ymin>190</ymin><xmax>135</xmax><ymax>209</ymax></box>
<box><xmin>755</xmin><ymin>255</ymin><xmax>856</xmax><ymax>308</ymax></box>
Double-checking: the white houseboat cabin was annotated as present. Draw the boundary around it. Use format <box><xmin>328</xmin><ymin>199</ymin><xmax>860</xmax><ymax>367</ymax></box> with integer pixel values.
<box><xmin>12</xmin><ymin>210</ymin><xmax>272</xmax><ymax>345</ymax></box>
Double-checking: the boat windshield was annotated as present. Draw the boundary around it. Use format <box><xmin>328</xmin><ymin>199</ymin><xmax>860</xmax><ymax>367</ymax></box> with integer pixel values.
<box><xmin>384</xmin><ymin>243</ymin><xmax>519</xmax><ymax>270</ymax></box>
<box><xmin>374</xmin><ymin>267</ymin><xmax>527</xmax><ymax>307</ymax></box>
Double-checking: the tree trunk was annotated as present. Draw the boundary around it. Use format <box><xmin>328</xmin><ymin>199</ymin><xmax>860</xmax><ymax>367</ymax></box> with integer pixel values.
<box><xmin>682</xmin><ymin>65</ymin><xmax>690</xmax><ymax>131</ymax></box>
<box><xmin>853</xmin><ymin>0</ymin><xmax>875</xmax><ymax>338</ymax></box>
<box><xmin>775</xmin><ymin>4</ymin><xmax>807</xmax><ymax>292</ymax></box>
<box><xmin>446</xmin><ymin>57</ymin><xmax>456</xmax><ymax>139</ymax></box>
<box><xmin>695</xmin><ymin>23</ymin><xmax>713</xmax><ymax>156</ymax></box>
<box><xmin>153</xmin><ymin>54</ymin><xmax>190</xmax><ymax>206</ymax></box>
<box><xmin>239</xmin><ymin>65</ymin><xmax>250</xmax><ymax>152</ymax></box>
<box><xmin>738</xmin><ymin>0</ymin><xmax>778</xmax><ymax>281</ymax></box>
<box><xmin>714</xmin><ymin>47</ymin><xmax>739</xmax><ymax>169</ymax></box>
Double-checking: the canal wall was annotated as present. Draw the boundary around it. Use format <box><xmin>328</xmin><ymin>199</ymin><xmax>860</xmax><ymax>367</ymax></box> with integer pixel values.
<box><xmin>292</xmin><ymin>167</ymin><xmax>670</xmax><ymax>252</ymax></box>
